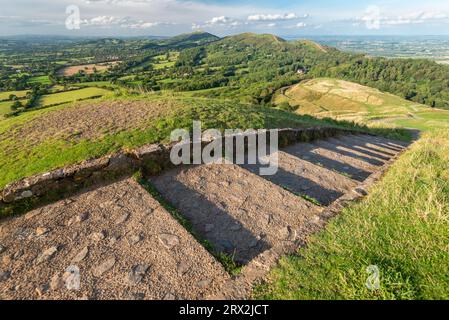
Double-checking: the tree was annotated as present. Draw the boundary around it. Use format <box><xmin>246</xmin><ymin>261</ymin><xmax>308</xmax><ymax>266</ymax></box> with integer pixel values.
<box><xmin>11</xmin><ymin>100</ymin><xmax>23</xmax><ymax>110</ymax></box>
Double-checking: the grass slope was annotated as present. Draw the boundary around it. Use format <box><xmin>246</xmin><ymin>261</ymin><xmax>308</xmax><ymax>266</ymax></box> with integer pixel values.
<box><xmin>275</xmin><ymin>78</ymin><xmax>449</xmax><ymax>131</ymax></box>
<box><xmin>0</xmin><ymin>94</ymin><xmax>409</xmax><ymax>189</ymax></box>
<box><xmin>255</xmin><ymin>129</ymin><xmax>449</xmax><ymax>300</ymax></box>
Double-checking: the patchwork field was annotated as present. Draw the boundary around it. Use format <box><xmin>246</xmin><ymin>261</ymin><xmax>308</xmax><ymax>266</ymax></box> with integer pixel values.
<box><xmin>57</xmin><ymin>61</ymin><xmax>121</xmax><ymax>76</ymax></box>
<box><xmin>275</xmin><ymin>78</ymin><xmax>449</xmax><ymax>130</ymax></box>
<box><xmin>152</xmin><ymin>52</ymin><xmax>179</xmax><ymax>70</ymax></box>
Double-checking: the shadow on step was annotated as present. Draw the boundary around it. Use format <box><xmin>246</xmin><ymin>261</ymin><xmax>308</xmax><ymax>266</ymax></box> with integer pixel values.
<box><xmin>313</xmin><ymin>140</ymin><xmax>386</xmax><ymax>166</ymax></box>
<box><xmin>149</xmin><ymin>177</ymin><xmax>270</xmax><ymax>265</ymax></box>
<box><xmin>341</xmin><ymin>136</ymin><xmax>397</xmax><ymax>157</ymax></box>
<box><xmin>282</xmin><ymin>143</ymin><xmax>372</xmax><ymax>182</ymax></box>
<box><xmin>239</xmin><ymin>163</ymin><xmax>344</xmax><ymax>206</ymax></box>
<box><xmin>328</xmin><ymin>137</ymin><xmax>393</xmax><ymax>161</ymax></box>
<box><xmin>356</xmin><ymin>135</ymin><xmax>408</xmax><ymax>152</ymax></box>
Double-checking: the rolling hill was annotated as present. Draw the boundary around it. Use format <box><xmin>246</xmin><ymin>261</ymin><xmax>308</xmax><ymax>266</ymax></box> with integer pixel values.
<box><xmin>142</xmin><ymin>31</ymin><xmax>220</xmax><ymax>50</ymax></box>
<box><xmin>274</xmin><ymin>78</ymin><xmax>449</xmax><ymax>131</ymax></box>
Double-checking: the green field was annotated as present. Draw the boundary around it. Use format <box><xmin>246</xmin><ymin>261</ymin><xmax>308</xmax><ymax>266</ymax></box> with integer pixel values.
<box><xmin>255</xmin><ymin>129</ymin><xmax>449</xmax><ymax>300</ymax></box>
<box><xmin>72</xmin><ymin>81</ymin><xmax>120</xmax><ymax>90</ymax></box>
<box><xmin>28</xmin><ymin>75</ymin><xmax>51</xmax><ymax>85</ymax></box>
<box><xmin>0</xmin><ymin>90</ymin><xmax>28</xmax><ymax>101</ymax></box>
<box><xmin>152</xmin><ymin>52</ymin><xmax>179</xmax><ymax>70</ymax></box>
<box><xmin>275</xmin><ymin>78</ymin><xmax>449</xmax><ymax>131</ymax></box>
<box><xmin>37</xmin><ymin>87</ymin><xmax>112</xmax><ymax>107</ymax></box>
<box><xmin>0</xmin><ymin>101</ymin><xmax>13</xmax><ymax>116</ymax></box>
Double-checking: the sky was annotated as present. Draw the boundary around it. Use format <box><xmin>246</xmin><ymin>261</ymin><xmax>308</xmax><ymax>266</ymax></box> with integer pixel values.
<box><xmin>1</xmin><ymin>0</ymin><xmax>449</xmax><ymax>37</ymax></box>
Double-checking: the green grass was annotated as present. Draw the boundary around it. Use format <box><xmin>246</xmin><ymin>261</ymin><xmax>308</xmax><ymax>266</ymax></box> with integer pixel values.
<box><xmin>72</xmin><ymin>81</ymin><xmax>119</xmax><ymax>89</ymax></box>
<box><xmin>254</xmin><ymin>129</ymin><xmax>449</xmax><ymax>300</ymax></box>
<box><xmin>152</xmin><ymin>51</ymin><xmax>179</xmax><ymax>70</ymax></box>
<box><xmin>0</xmin><ymin>90</ymin><xmax>28</xmax><ymax>101</ymax></box>
<box><xmin>28</xmin><ymin>75</ymin><xmax>51</xmax><ymax>85</ymax></box>
<box><xmin>0</xmin><ymin>101</ymin><xmax>13</xmax><ymax>116</ymax></box>
<box><xmin>153</xmin><ymin>60</ymin><xmax>176</xmax><ymax>69</ymax></box>
<box><xmin>37</xmin><ymin>87</ymin><xmax>112</xmax><ymax>107</ymax></box>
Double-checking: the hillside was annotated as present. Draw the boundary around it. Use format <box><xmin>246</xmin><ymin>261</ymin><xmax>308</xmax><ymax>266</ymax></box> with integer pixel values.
<box><xmin>275</xmin><ymin>78</ymin><xmax>449</xmax><ymax>131</ymax></box>
<box><xmin>142</xmin><ymin>31</ymin><xmax>220</xmax><ymax>49</ymax></box>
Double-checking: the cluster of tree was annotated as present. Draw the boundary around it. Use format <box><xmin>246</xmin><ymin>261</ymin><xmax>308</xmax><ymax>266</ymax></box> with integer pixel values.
<box><xmin>313</xmin><ymin>57</ymin><xmax>449</xmax><ymax>108</ymax></box>
<box><xmin>175</xmin><ymin>47</ymin><xmax>205</xmax><ymax>68</ymax></box>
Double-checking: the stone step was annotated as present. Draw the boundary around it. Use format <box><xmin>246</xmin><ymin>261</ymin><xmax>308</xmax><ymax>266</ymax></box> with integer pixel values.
<box><xmin>282</xmin><ymin>140</ymin><xmax>376</xmax><ymax>182</ymax></box>
<box><xmin>355</xmin><ymin>134</ymin><xmax>408</xmax><ymax>152</ymax></box>
<box><xmin>0</xmin><ymin>179</ymin><xmax>229</xmax><ymax>300</ymax></box>
<box><xmin>337</xmin><ymin>134</ymin><xmax>399</xmax><ymax>158</ymax></box>
<box><xmin>240</xmin><ymin>150</ymin><xmax>358</xmax><ymax>206</ymax></box>
<box><xmin>326</xmin><ymin>135</ymin><xmax>394</xmax><ymax>162</ymax></box>
<box><xmin>312</xmin><ymin>138</ymin><xmax>387</xmax><ymax>167</ymax></box>
<box><xmin>0</xmin><ymin>132</ymin><xmax>412</xmax><ymax>300</ymax></box>
<box><xmin>149</xmin><ymin>163</ymin><xmax>323</xmax><ymax>265</ymax></box>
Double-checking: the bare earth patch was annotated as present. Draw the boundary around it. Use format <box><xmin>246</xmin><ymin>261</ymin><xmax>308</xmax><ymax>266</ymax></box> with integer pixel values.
<box><xmin>2</xmin><ymin>100</ymin><xmax>181</xmax><ymax>148</ymax></box>
<box><xmin>58</xmin><ymin>62</ymin><xmax>121</xmax><ymax>77</ymax></box>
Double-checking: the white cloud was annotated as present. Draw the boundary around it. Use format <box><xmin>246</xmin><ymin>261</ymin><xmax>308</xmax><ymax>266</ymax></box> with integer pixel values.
<box><xmin>196</xmin><ymin>15</ymin><xmax>242</xmax><ymax>29</ymax></box>
<box><xmin>356</xmin><ymin>8</ymin><xmax>449</xmax><ymax>30</ymax></box>
<box><xmin>247</xmin><ymin>13</ymin><xmax>298</xmax><ymax>21</ymax></box>
<box><xmin>207</xmin><ymin>16</ymin><xmax>232</xmax><ymax>25</ymax></box>
<box><xmin>83</xmin><ymin>16</ymin><xmax>119</xmax><ymax>26</ymax></box>
<box><xmin>296</xmin><ymin>22</ymin><xmax>307</xmax><ymax>28</ymax></box>
<box><xmin>81</xmin><ymin>16</ymin><xmax>160</xmax><ymax>29</ymax></box>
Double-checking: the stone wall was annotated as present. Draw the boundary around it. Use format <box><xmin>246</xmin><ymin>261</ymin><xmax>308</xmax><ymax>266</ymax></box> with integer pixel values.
<box><xmin>0</xmin><ymin>127</ymin><xmax>356</xmax><ymax>216</ymax></box>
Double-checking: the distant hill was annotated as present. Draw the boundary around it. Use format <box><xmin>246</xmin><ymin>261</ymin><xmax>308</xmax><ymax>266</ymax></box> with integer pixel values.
<box><xmin>221</xmin><ymin>33</ymin><xmax>286</xmax><ymax>47</ymax></box>
<box><xmin>143</xmin><ymin>31</ymin><xmax>220</xmax><ymax>50</ymax></box>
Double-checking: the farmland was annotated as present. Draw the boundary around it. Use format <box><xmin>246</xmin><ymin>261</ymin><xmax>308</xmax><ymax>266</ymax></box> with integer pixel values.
<box><xmin>0</xmin><ymin>90</ymin><xmax>28</xmax><ymax>101</ymax></box>
<box><xmin>57</xmin><ymin>61</ymin><xmax>121</xmax><ymax>76</ymax></box>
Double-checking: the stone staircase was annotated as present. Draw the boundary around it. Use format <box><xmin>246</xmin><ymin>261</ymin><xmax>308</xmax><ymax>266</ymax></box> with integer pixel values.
<box><xmin>0</xmin><ymin>133</ymin><xmax>409</xmax><ymax>300</ymax></box>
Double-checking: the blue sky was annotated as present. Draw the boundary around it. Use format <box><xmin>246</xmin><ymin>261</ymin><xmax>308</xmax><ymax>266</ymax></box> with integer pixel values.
<box><xmin>1</xmin><ymin>0</ymin><xmax>449</xmax><ymax>36</ymax></box>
